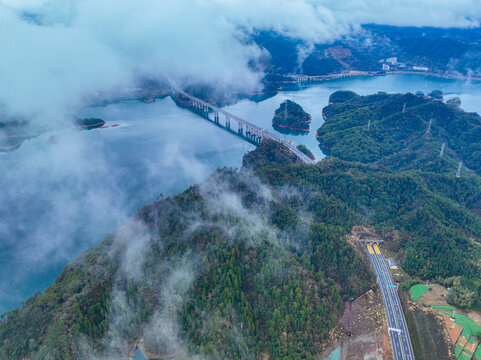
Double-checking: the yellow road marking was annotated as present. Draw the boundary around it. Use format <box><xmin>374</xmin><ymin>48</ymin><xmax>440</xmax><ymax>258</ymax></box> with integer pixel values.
<box><xmin>373</xmin><ymin>243</ymin><xmax>381</xmax><ymax>254</ymax></box>
<box><xmin>367</xmin><ymin>244</ymin><xmax>374</xmax><ymax>254</ymax></box>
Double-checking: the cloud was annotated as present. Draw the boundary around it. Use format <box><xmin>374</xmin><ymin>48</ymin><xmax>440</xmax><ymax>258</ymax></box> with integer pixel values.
<box><xmin>0</xmin><ymin>0</ymin><xmax>263</xmax><ymax>124</ymax></box>
<box><xmin>320</xmin><ymin>0</ymin><xmax>481</xmax><ymax>28</ymax></box>
<box><xmin>1</xmin><ymin>0</ymin><xmax>480</xmax><ymax>124</ymax></box>
<box><xmin>141</xmin><ymin>259</ymin><xmax>198</xmax><ymax>359</ymax></box>
<box><xmin>0</xmin><ymin>105</ymin><xmax>251</xmax><ymax>313</ymax></box>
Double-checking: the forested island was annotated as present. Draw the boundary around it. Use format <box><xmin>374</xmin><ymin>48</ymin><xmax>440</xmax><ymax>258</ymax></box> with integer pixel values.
<box><xmin>76</xmin><ymin>118</ymin><xmax>106</xmax><ymax>130</ymax></box>
<box><xmin>272</xmin><ymin>100</ymin><xmax>311</xmax><ymax>134</ymax></box>
<box><xmin>1</xmin><ymin>90</ymin><xmax>480</xmax><ymax>360</ymax></box>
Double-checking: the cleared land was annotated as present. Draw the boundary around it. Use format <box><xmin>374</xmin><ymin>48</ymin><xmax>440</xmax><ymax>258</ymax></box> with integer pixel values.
<box><xmin>419</xmin><ymin>284</ymin><xmax>450</xmax><ymax>306</ymax></box>
<box><xmin>441</xmin><ymin>313</ymin><xmax>464</xmax><ymax>344</ymax></box>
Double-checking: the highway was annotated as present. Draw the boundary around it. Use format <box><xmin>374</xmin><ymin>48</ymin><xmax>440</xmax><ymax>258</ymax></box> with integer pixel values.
<box><xmin>366</xmin><ymin>243</ymin><xmax>415</xmax><ymax>360</ymax></box>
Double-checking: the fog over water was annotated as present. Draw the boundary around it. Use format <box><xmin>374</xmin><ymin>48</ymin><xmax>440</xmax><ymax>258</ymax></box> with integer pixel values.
<box><xmin>1</xmin><ymin>74</ymin><xmax>481</xmax><ymax>314</ymax></box>
<box><xmin>0</xmin><ymin>98</ymin><xmax>252</xmax><ymax>313</ymax></box>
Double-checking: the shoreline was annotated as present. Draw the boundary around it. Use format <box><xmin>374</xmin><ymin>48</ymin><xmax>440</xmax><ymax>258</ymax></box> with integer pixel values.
<box><xmin>271</xmin><ymin>121</ymin><xmax>310</xmax><ymax>132</ymax></box>
<box><xmin>290</xmin><ymin>69</ymin><xmax>481</xmax><ymax>84</ymax></box>
<box><xmin>387</xmin><ymin>70</ymin><xmax>481</xmax><ymax>82</ymax></box>
<box><xmin>233</xmin><ymin>70</ymin><xmax>481</xmax><ymax>101</ymax></box>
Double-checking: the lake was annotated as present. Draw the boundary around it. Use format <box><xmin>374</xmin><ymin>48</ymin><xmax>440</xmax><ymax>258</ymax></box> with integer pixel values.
<box><xmin>1</xmin><ymin>74</ymin><xmax>480</xmax><ymax>314</ymax></box>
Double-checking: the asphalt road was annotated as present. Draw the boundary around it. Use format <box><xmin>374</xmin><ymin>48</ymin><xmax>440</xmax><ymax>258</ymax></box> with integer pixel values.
<box><xmin>366</xmin><ymin>243</ymin><xmax>415</xmax><ymax>360</ymax></box>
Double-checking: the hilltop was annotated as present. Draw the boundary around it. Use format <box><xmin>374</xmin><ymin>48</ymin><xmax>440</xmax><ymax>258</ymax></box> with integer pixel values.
<box><xmin>317</xmin><ymin>90</ymin><xmax>481</xmax><ymax>175</ymax></box>
<box><xmin>272</xmin><ymin>100</ymin><xmax>312</xmax><ymax>134</ymax></box>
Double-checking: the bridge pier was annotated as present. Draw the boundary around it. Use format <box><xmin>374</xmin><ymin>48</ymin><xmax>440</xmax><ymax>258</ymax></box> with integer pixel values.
<box><xmin>246</xmin><ymin>125</ymin><xmax>251</xmax><ymax>141</ymax></box>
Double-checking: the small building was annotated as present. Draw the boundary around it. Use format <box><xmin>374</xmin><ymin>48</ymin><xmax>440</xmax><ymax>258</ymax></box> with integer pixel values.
<box><xmin>382</xmin><ymin>64</ymin><xmax>390</xmax><ymax>71</ymax></box>
<box><xmin>387</xmin><ymin>258</ymin><xmax>398</xmax><ymax>269</ymax></box>
<box><xmin>386</xmin><ymin>57</ymin><xmax>398</xmax><ymax>65</ymax></box>
<box><xmin>413</xmin><ymin>66</ymin><xmax>429</xmax><ymax>71</ymax></box>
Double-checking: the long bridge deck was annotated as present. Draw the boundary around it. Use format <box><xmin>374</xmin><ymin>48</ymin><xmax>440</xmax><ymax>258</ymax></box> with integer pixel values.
<box><xmin>170</xmin><ymin>85</ymin><xmax>316</xmax><ymax>165</ymax></box>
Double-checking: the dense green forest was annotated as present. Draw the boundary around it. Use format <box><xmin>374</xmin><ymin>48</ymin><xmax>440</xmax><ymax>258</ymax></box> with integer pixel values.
<box><xmin>254</xmin><ymin>26</ymin><xmax>481</xmax><ymax>77</ymax></box>
<box><xmin>0</xmin><ymin>142</ymin><xmax>373</xmax><ymax>360</ymax></box>
<box><xmin>1</xmin><ymin>89</ymin><xmax>481</xmax><ymax>359</ymax></box>
<box><xmin>316</xmin><ymin>91</ymin><xmax>481</xmax><ymax>309</ymax></box>
<box><xmin>296</xmin><ymin>144</ymin><xmax>315</xmax><ymax>160</ymax></box>
<box><xmin>317</xmin><ymin>90</ymin><xmax>481</xmax><ymax>174</ymax></box>
<box><xmin>272</xmin><ymin>100</ymin><xmax>311</xmax><ymax>133</ymax></box>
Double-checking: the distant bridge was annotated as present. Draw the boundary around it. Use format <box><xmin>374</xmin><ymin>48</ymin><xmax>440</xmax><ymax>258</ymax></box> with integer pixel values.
<box><xmin>170</xmin><ymin>85</ymin><xmax>316</xmax><ymax>164</ymax></box>
<box><xmin>289</xmin><ymin>70</ymin><xmax>376</xmax><ymax>84</ymax></box>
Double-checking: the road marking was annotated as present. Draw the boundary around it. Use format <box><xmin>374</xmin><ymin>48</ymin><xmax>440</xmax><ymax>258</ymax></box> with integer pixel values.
<box><xmin>389</xmin><ymin>327</ymin><xmax>402</xmax><ymax>333</ymax></box>
<box><xmin>367</xmin><ymin>244</ymin><xmax>375</xmax><ymax>254</ymax></box>
<box><xmin>373</xmin><ymin>243</ymin><xmax>381</xmax><ymax>254</ymax></box>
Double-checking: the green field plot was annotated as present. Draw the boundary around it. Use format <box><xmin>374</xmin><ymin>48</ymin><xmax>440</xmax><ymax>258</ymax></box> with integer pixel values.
<box><xmin>410</xmin><ymin>284</ymin><xmax>430</xmax><ymax>301</ymax></box>
<box><xmin>431</xmin><ymin>305</ymin><xmax>457</xmax><ymax>311</ymax></box>
<box><xmin>474</xmin><ymin>345</ymin><xmax>481</xmax><ymax>360</ymax></box>
<box><xmin>459</xmin><ymin>352</ymin><xmax>472</xmax><ymax>360</ymax></box>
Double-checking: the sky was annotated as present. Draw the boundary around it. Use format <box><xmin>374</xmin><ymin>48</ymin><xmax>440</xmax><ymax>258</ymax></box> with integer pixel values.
<box><xmin>1</xmin><ymin>0</ymin><xmax>481</xmax><ymax>125</ymax></box>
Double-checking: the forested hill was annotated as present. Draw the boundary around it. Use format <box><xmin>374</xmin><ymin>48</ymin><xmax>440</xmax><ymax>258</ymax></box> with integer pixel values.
<box><xmin>2</xmin><ymin>111</ymin><xmax>481</xmax><ymax>359</ymax></box>
<box><xmin>0</xmin><ymin>141</ymin><xmax>374</xmax><ymax>360</ymax></box>
<box><xmin>317</xmin><ymin>90</ymin><xmax>481</xmax><ymax>175</ymax></box>
<box><xmin>314</xmin><ymin>91</ymin><xmax>481</xmax><ymax>309</ymax></box>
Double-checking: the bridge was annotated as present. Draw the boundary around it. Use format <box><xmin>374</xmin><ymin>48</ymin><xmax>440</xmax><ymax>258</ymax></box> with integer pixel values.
<box><xmin>170</xmin><ymin>85</ymin><xmax>316</xmax><ymax>165</ymax></box>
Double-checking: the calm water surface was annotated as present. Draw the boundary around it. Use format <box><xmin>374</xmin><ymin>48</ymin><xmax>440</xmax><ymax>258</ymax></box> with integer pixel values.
<box><xmin>1</xmin><ymin>74</ymin><xmax>480</xmax><ymax>313</ymax></box>
<box><xmin>324</xmin><ymin>346</ymin><xmax>341</xmax><ymax>360</ymax></box>
<box><xmin>133</xmin><ymin>348</ymin><xmax>148</xmax><ymax>360</ymax></box>
<box><xmin>223</xmin><ymin>74</ymin><xmax>481</xmax><ymax>160</ymax></box>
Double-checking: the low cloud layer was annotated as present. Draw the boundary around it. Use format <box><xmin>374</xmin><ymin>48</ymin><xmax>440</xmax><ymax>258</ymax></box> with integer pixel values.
<box><xmin>1</xmin><ymin>0</ymin><xmax>481</xmax><ymax>124</ymax></box>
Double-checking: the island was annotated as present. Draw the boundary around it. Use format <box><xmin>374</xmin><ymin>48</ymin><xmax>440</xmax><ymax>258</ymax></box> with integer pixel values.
<box><xmin>76</xmin><ymin>118</ymin><xmax>106</xmax><ymax>130</ymax></box>
<box><xmin>272</xmin><ymin>100</ymin><xmax>311</xmax><ymax>134</ymax></box>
